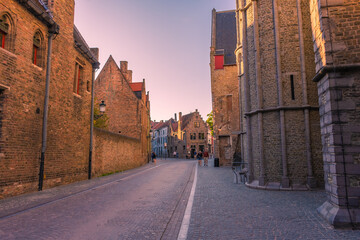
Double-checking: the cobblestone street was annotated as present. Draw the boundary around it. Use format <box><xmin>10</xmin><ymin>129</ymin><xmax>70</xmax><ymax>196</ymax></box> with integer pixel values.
<box><xmin>1</xmin><ymin>159</ymin><xmax>360</xmax><ymax>239</ymax></box>
<box><xmin>187</xmin><ymin>159</ymin><xmax>360</xmax><ymax>240</ymax></box>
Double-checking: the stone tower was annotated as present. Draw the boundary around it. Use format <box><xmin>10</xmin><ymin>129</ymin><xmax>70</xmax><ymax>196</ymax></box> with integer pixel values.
<box><xmin>235</xmin><ymin>0</ymin><xmax>323</xmax><ymax>189</ymax></box>
<box><xmin>309</xmin><ymin>0</ymin><xmax>360</xmax><ymax>228</ymax></box>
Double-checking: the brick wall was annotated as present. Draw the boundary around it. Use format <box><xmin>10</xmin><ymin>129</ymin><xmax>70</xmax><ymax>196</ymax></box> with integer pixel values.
<box><xmin>95</xmin><ymin>56</ymin><xmax>141</xmax><ymax>138</ymax></box>
<box><xmin>93</xmin><ymin>128</ymin><xmax>147</xmax><ymax>177</ymax></box>
<box><xmin>0</xmin><ymin>0</ymin><xmax>95</xmax><ymax>198</ymax></box>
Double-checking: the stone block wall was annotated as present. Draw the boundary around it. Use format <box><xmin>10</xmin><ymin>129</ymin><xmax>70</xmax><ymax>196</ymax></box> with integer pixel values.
<box><xmin>236</xmin><ymin>0</ymin><xmax>323</xmax><ymax>189</ymax></box>
<box><xmin>311</xmin><ymin>0</ymin><xmax>360</xmax><ymax>227</ymax></box>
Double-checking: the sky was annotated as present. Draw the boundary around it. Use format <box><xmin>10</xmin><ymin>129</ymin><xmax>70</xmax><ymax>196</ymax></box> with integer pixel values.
<box><xmin>74</xmin><ymin>0</ymin><xmax>236</xmax><ymax>122</ymax></box>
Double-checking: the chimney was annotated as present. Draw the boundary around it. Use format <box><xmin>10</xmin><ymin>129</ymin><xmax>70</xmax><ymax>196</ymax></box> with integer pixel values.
<box><xmin>174</xmin><ymin>113</ymin><xmax>177</xmax><ymax>121</ymax></box>
<box><xmin>127</xmin><ymin>70</ymin><xmax>132</xmax><ymax>83</ymax></box>
<box><xmin>195</xmin><ymin>109</ymin><xmax>198</xmax><ymax>112</ymax></box>
<box><xmin>178</xmin><ymin>112</ymin><xmax>182</xmax><ymax>139</ymax></box>
<box><xmin>120</xmin><ymin>61</ymin><xmax>128</xmax><ymax>73</ymax></box>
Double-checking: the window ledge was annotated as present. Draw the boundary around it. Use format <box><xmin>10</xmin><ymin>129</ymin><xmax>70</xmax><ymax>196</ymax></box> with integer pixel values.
<box><xmin>73</xmin><ymin>92</ymin><xmax>82</xmax><ymax>99</ymax></box>
<box><xmin>0</xmin><ymin>47</ymin><xmax>17</xmax><ymax>58</ymax></box>
<box><xmin>31</xmin><ymin>63</ymin><xmax>43</xmax><ymax>71</ymax></box>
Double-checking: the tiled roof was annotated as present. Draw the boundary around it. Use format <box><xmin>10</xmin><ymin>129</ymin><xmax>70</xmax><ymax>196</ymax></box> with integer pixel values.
<box><xmin>129</xmin><ymin>82</ymin><xmax>143</xmax><ymax>92</ymax></box>
<box><xmin>171</xmin><ymin>122</ymin><xmax>178</xmax><ymax>132</ymax></box>
<box><xmin>74</xmin><ymin>26</ymin><xmax>98</xmax><ymax>64</ymax></box>
<box><xmin>215</xmin><ymin>11</ymin><xmax>237</xmax><ymax>65</ymax></box>
<box><xmin>181</xmin><ymin>112</ymin><xmax>194</xmax><ymax>129</ymax></box>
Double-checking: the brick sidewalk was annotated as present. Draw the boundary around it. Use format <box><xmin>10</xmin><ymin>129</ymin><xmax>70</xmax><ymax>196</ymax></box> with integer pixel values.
<box><xmin>187</xmin><ymin>166</ymin><xmax>360</xmax><ymax>240</ymax></box>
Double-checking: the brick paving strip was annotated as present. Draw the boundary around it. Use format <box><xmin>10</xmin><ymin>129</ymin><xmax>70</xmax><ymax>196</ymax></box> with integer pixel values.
<box><xmin>187</xmin><ymin>166</ymin><xmax>360</xmax><ymax>240</ymax></box>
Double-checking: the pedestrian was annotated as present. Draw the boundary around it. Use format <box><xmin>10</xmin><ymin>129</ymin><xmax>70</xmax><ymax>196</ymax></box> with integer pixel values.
<box><xmin>203</xmin><ymin>149</ymin><xmax>209</xmax><ymax>166</ymax></box>
<box><xmin>151</xmin><ymin>152</ymin><xmax>157</xmax><ymax>165</ymax></box>
<box><xmin>197</xmin><ymin>150</ymin><xmax>203</xmax><ymax>166</ymax></box>
<box><xmin>173</xmin><ymin>151</ymin><xmax>177</xmax><ymax>158</ymax></box>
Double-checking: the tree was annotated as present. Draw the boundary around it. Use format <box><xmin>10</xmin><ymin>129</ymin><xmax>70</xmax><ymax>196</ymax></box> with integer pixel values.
<box><xmin>206</xmin><ymin>111</ymin><xmax>214</xmax><ymax>136</ymax></box>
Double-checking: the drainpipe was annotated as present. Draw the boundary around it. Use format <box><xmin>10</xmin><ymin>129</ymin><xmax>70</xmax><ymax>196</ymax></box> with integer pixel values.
<box><xmin>38</xmin><ymin>24</ymin><xmax>59</xmax><ymax>191</ymax></box>
<box><xmin>88</xmin><ymin>61</ymin><xmax>100</xmax><ymax>179</ymax></box>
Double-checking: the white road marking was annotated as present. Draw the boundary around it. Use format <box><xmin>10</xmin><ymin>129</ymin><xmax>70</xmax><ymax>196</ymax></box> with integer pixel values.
<box><xmin>177</xmin><ymin>163</ymin><xmax>198</xmax><ymax>240</ymax></box>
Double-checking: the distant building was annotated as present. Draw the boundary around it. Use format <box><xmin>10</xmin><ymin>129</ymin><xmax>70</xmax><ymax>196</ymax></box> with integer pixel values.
<box><xmin>210</xmin><ymin>9</ymin><xmax>241</xmax><ymax>166</ymax></box>
<box><xmin>94</xmin><ymin>56</ymin><xmax>151</xmax><ymax>163</ymax></box>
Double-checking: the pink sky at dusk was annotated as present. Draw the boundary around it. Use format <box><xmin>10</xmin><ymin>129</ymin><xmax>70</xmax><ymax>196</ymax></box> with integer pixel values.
<box><xmin>74</xmin><ymin>0</ymin><xmax>236</xmax><ymax>122</ymax></box>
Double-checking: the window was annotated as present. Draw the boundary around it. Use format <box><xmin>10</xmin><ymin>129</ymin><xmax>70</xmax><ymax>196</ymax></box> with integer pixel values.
<box><xmin>32</xmin><ymin>32</ymin><xmax>43</xmax><ymax>66</ymax></box>
<box><xmin>226</xmin><ymin>95</ymin><xmax>232</xmax><ymax>111</ymax></box>
<box><xmin>290</xmin><ymin>75</ymin><xmax>295</xmax><ymax>100</ymax></box>
<box><xmin>190</xmin><ymin>133</ymin><xmax>196</xmax><ymax>140</ymax></box>
<box><xmin>86</xmin><ymin>80</ymin><xmax>90</xmax><ymax>92</ymax></box>
<box><xmin>183</xmin><ymin>145</ymin><xmax>185</xmax><ymax>150</ymax></box>
<box><xmin>215</xmin><ymin>55</ymin><xmax>224</xmax><ymax>70</ymax></box>
<box><xmin>199</xmin><ymin>133</ymin><xmax>205</xmax><ymax>140</ymax></box>
<box><xmin>74</xmin><ymin>63</ymin><xmax>83</xmax><ymax>94</ymax></box>
<box><xmin>194</xmin><ymin>122</ymin><xmax>200</xmax><ymax>128</ymax></box>
<box><xmin>0</xmin><ymin>15</ymin><xmax>9</xmax><ymax>49</ymax></box>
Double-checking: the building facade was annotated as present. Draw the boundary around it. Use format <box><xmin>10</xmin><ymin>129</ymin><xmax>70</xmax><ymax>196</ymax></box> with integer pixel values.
<box><xmin>210</xmin><ymin>9</ymin><xmax>241</xmax><ymax>166</ymax></box>
<box><xmin>0</xmin><ymin>0</ymin><xmax>99</xmax><ymax>198</ymax></box>
<box><xmin>94</xmin><ymin>56</ymin><xmax>151</xmax><ymax>164</ymax></box>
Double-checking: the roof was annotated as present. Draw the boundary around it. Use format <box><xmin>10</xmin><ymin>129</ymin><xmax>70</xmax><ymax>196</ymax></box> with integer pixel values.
<box><xmin>129</xmin><ymin>82</ymin><xmax>143</xmax><ymax>92</ymax></box>
<box><xmin>215</xmin><ymin>10</ymin><xmax>237</xmax><ymax>65</ymax></box>
<box><xmin>181</xmin><ymin>112</ymin><xmax>195</xmax><ymax>129</ymax></box>
<box><xmin>74</xmin><ymin>26</ymin><xmax>99</xmax><ymax>65</ymax></box>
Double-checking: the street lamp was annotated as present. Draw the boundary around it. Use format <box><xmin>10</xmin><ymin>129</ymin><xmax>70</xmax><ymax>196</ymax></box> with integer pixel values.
<box><xmin>94</xmin><ymin>100</ymin><xmax>106</xmax><ymax>120</ymax></box>
<box><xmin>99</xmin><ymin>100</ymin><xmax>106</xmax><ymax>113</ymax></box>
<box><xmin>164</xmin><ymin>142</ymin><xmax>167</xmax><ymax>160</ymax></box>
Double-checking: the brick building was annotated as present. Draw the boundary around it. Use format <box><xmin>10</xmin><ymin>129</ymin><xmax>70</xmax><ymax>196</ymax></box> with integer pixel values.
<box><xmin>0</xmin><ymin>0</ymin><xmax>99</xmax><ymax>198</ymax></box>
<box><xmin>94</xmin><ymin>56</ymin><xmax>151</xmax><ymax>164</ymax></box>
<box><xmin>232</xmin><ymin>0</ymin><xmax>360</xmax><ymax>227</ymax></box>
<box><xmin>210</xmin><ymin>9</ymin><xmax>241</xmax><ymax>166</ymax></box>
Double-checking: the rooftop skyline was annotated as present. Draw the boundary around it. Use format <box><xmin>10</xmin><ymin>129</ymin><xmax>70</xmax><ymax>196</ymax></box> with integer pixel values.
<box><xmin>74</xmin><ymin>0</ymin><xmax>236</xmax><ymax>121</ymax></box>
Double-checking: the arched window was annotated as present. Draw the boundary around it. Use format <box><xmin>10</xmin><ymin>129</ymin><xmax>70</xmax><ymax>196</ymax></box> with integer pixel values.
<box><xmin>32</xmin><ymin>31</ymin><xmax>44</xmax><ymax>67</ymax></box>
<box><xmin>0</xmin><ymin>13</ymin><xmax>14</xmax><ymax>51</ymax></box>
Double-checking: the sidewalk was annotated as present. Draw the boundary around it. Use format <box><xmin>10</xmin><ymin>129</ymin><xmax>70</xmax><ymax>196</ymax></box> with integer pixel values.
<box><xmin>187</xmin><ymin>166</ymin><xmax>360</xmax><ymax>240</ymax></box>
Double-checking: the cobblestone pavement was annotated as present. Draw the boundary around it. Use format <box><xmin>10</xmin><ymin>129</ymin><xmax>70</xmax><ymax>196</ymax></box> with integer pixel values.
<box><xmin>187</xmin><ymin>164</ymin><xmax>360</xmax><ymax>240</ymax></box>
<box><xmin>0</xmin><ymin>159</ymin><xmax>196</xmax><ymax>240</ymax></box>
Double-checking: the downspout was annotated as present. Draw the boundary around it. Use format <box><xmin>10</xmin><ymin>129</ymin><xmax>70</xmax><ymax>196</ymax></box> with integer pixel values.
<box><xmin>38</xmin><ymin>23</ymin><xmax>59</xmax><ymax>191</ymax></box>
<box><xmin>88</xmin><ymin>61</ymin><xmax>100</xmax><ymax>179</ymax></box>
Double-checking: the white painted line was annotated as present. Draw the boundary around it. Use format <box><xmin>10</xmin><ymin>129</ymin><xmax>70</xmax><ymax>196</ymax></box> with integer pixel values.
<box><xmin>177</xmin><ymin>163</ymin><xmax>198</xmax><ymax>240</ymax></box>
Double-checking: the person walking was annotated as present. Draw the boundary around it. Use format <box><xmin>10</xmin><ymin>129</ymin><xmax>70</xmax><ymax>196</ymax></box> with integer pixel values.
<box><xmin>151</xmin><ymin>152</ymin><xmax>157</xmax><ymax>165</ymax></box>
<box><xmin>197</xmin><ymin>150</ymin><xmax>203</xmax><ymax>166</ymax></box>
<box><xmin>173</xmin><ymin>151</ymin><xmax>177</xmax><ymax>158</ymax></box>
<box><xmin>203</xmin><ymin>149</ymin><xmax>209</xmax><ymax>166</ymax></box>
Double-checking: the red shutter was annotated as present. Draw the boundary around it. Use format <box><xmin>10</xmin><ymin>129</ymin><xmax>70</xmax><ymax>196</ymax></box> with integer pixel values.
<box><xmin>33</xmin><ymin>46</ymin><xmax>38</xmax><ymax>65</ymax></box>
<box><xmin>77</xmin><ymin>66</ymin><xmax>81</xmax><ymax>94</ymax></box>
<box><xmin>215</xmin><ymin>55</ymin><xmax>224</xmax><ymax>70</ymax></box>
<box><xmin>0</xmin><ymin>31</ymin><xmax>5</xmax><ymax>48</ymax></box>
